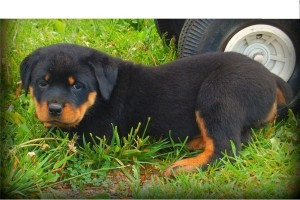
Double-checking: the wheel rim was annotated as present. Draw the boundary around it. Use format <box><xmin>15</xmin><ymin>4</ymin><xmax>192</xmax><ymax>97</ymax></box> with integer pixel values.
<box><xmin>224</xmin><ymin>24</ymin><xmax>296</xmax><ymax>81</ymax></box>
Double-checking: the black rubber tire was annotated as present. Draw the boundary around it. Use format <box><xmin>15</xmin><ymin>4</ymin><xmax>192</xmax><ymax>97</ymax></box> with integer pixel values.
<box><xmin>178</xmin><ymin>19</ymin><xmax>300</xmax><ymax>114</ymax></box>
<box><xmin>154</xmin><ymin>19</ymin><xmax>186</xmax><ymax>45</ymax></box>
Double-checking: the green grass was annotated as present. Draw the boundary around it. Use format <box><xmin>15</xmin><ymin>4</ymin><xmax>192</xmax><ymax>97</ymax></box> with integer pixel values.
<box><xmin>1</xmin><ymin>19</ymin><xmax>299</xmax><ymax>198</ymax></box>
<box><xmin>136</xmin><ymin>111</ymin><xmax>300</xmax><ymax>198</ymax></box>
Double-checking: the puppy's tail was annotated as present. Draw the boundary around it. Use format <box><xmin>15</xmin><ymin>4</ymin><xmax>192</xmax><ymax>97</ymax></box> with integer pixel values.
<box><xmin>274</xmin><ymin>75</ymin><xmax>293</xmax><ymax>106</ymax></box>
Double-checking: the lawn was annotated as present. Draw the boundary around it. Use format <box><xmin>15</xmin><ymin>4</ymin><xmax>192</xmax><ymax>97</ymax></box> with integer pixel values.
<box><xmin>1</xmin><ymin>19</ymin><xmax>299</xmax><ymax>198</ymax></box>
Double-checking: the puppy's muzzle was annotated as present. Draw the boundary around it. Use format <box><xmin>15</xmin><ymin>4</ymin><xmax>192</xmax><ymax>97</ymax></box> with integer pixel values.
<box><xmin>48</xmin><ymin>102</ymin><xmax>63</xmax><ymax>117</ymax></box>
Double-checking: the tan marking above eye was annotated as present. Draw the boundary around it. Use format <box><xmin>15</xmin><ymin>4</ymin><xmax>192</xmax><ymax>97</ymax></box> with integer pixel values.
<box><xmin>45</xmin><ymin>74</ymin><xmax>50</xmax><ymax>81</ymax></box>
<box><xmin>68</xmin><ymin>76</ymin><xmax>75</xmax><ymax>85</ymax></box>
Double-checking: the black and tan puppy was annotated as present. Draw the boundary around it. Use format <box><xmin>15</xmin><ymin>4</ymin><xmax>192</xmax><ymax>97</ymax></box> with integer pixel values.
<box><xmin>20</xmin><ymin>43</ymin><xmax>292</xmax><ymax>176</ymax></box>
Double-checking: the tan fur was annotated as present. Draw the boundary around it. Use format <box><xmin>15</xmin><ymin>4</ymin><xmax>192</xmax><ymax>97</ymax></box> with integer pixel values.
<box><xmin>263</xmin><ymin>100</ymin><xmax>277</xmax><ymax>123</ymax></box>
<box><xmin>68</xmin><ymin>76</ymin><xmax>75</xmax><ymax>85</ymax></box>
<box><xmin>30</xmin><ymin>87</ymin><xmax>49</xmax><ymax>123</ymax></box>
<box><xmin>45</xmin><ymin>74</ymin><xmax>50</xmax><ymax>81</ymax></box>
<box><xmin>54</xmin><ymin>92</ymin><xmax>97</xmax><ymax>127</ymax></box>
<box><xmin>276</xmin><ymin>88</ymin><xmax>286</xmax><ymax>106</ymax></box>
<box><xmin>30</xmin><ymin>87</ymin><xmax>97</xmax><ymax>127</ymax></box>
<box><xmin>165</xmin><ymin>111</ymin><xmax>214</xmax><ymax>176</ymax></box>
<box><xmin>187</xmin><ymin>136</ymin><xmax>206</xmax><ymax>150</ymax></box>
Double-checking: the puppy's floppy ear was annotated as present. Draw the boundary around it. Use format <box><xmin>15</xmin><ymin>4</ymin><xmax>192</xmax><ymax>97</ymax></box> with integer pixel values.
<box><xmin>88</xmin><ymin>54</ymin><xmax>118</xmax><ymax>101</ymax></box>
<box><xmin>20</xmin><ymin>52</ymin><xmax>40</xmax><ymax>95</ymax></box>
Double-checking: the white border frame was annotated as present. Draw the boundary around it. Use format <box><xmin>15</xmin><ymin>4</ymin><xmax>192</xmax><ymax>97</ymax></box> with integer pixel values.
<box><xmin>1</xmin><ymin>0</ymin><xmax>299</xmax><ymax>18</ymax></box>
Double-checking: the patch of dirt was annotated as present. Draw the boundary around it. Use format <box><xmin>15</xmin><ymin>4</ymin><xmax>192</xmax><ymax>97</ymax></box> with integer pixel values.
<box><xmin>42</xmin><ymin>164</ymin><xmax>162</xmax><ymax>198</ymax></box>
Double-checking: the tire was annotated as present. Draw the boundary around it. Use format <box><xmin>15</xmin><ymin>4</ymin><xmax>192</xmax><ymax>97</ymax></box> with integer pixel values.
<box><xmin>178</xmin><ymin>19</ymin><xmax>300</xmax><ymax>114</ymax></box>
<box><xmin>154</xmin><ymin>19</ymin><xmax>186</xmax><ymax>45</ymax></box>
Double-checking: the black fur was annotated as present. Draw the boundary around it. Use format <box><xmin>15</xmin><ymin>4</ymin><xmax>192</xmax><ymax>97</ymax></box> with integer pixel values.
<box><xmin>20</xmin><ymin>43</ymin><xmax>293</xmax><ymax>170</ymax></box>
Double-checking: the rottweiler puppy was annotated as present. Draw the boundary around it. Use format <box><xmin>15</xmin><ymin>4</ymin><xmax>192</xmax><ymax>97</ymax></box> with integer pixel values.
<box><xmin>20</xmin><ymin>43</ymin><xmax>292</xmax><ymax>176</ymax></box>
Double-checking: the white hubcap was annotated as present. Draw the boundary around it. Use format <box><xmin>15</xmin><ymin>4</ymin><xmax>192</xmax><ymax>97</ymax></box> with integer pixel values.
<box><xmin>224</xmin><ymin>24</ymin><xmax>296</xmax><ymax>81</ymax></box>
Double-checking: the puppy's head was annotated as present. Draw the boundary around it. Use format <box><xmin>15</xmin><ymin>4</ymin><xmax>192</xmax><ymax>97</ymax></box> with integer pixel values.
<box><xmin>20</xmin><ymin>43</ymin><xmax>119</xmax><ymax>127</ymax></box>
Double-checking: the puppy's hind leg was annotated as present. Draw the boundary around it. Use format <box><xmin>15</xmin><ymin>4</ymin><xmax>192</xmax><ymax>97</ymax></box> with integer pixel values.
<box><xmin>187</xmin><ymin>135</ymin><xmax>206</xmax><ymax>151</ymax></box>
<box><xmin>165</xmin><ymin>109</ymin><xmax>243</xmax><ymax>177</ymax></box>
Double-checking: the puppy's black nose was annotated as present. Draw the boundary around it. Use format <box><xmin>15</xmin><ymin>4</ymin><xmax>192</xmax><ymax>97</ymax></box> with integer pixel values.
<box><xmin>48</xmin><ymin>103</ymin><xmax>63</xmax><ymax>116</ymax></box>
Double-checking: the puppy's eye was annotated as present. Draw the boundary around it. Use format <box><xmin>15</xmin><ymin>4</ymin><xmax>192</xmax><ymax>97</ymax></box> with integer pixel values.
<box><xmin>72</xmin><ymin>82</ymin><xmax>83</xmax><ymax>90</ymax></box>
<box><xmin>38</xmin><ymin>80</ymin><xmax>48</xmax><ymax>88</ymax></box>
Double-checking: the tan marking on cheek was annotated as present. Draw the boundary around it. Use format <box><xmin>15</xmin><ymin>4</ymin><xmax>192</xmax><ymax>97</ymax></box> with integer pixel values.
<box><xmin>29</xmin><ymin>86</ymin><xmax>34</xmax><ymax>97</ymax></box>
<box><xmin>68</xmin><ymin>76</ymin><xmax>75</xmax><ymax>85</ymax></box>
<box><xmin>78</xmin><ymin>92</ymin><xmax>97</xmax><ymax>120</ymax></box>
<box><xmin>33</xmin><ymin>98</ymin><xmax>49</xmax><ymax>122</ymax></box>
<box><xmin>88</xmin><ymin>92</ymin><xmax>97</xmax><ymax>105</ymax></box>
<box><xmin>29</xmin><ymin>86</ymin><xmax>50</xmax><ymax>122</ymax></box>
<box><xmin>59</xmin><ymin>103</ymin><xmax>81</xmax><ymax>125</ymax></box>
<box><xmin>59</xmin><ymin>92</ymin><xmax>97</xmax><ymax>127</ymax></box>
